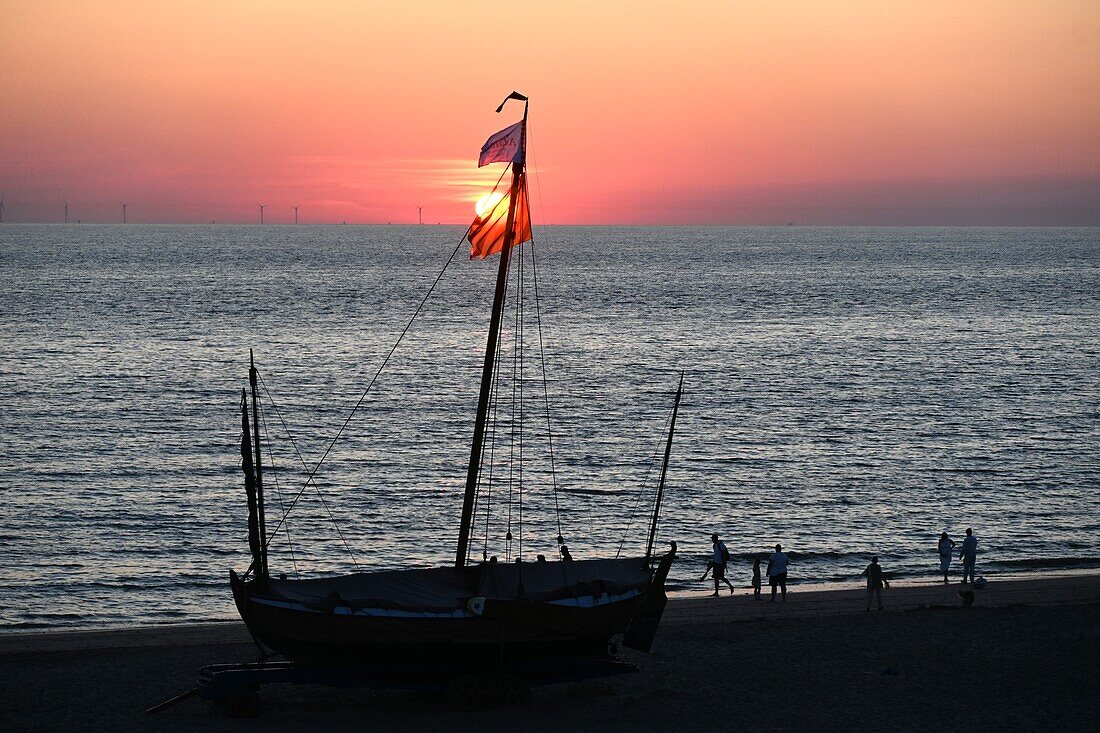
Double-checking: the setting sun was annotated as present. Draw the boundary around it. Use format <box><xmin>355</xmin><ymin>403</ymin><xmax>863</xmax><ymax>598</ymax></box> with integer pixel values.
<box><xmin>475</xmin><ymin>191</ymin><xmax>506</xmax><ymax>218</ymax></box>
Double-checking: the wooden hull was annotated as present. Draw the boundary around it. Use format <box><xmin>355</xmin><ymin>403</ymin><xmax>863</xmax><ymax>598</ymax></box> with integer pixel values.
<box><xmin>231</xmin><ymin>564</ymin><xmax>668</xmax><ymax>673</ymax></box>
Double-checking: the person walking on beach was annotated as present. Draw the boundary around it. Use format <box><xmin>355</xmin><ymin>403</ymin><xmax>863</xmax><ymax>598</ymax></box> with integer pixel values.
<box><xmin>767</xmin><ymin>544</ymin><xmax>789</xmax><ymax>602</ymax></box>
<box><xmin>959</xmin><ymin>528</ymin><xmax>978</xmax><ymax>584</ymax></box>
<box><xmin>938</xmin><ymin>532</ymin><xmax>956</xmax><ymax>583</ymax></box>
<box><xmin>752</xmin><ymin>556</ymin><xmax>762</xmax><ymax>600</ymax></box>
<box><xmin>862</xmin><ymin>555</ymin><xmax>890</xmax><ymax>611</ymax></box>
<box><xmin>709</xmin><ymin>534</ymin><xmax>735</xmax><ymax>596</ymax></box>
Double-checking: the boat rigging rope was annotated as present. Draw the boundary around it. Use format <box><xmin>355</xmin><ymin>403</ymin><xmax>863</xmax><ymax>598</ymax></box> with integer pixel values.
<box><xmin>504</xmin><ymin>246</ymin><xmax>522</xmax><ymax>562</ymax></box>
<box><xmin>527</xmin><ymin>142</ymin><xmax>567</xmax><ymax>550</ymax></box>
<box><xmin>469</xmin><ymin>173</ymin><xmax>566</xmax><ymax>565</ymax></box>
<box><xmin>258</xmin><ymin>371</ymin><xmax>359</xmax><ymax>572</ymax></box>
<box><xmin>260</xmin><ymin>193</ymin><xmax>499</xmax><ymax>553</ymax></box>
<box><xmin>527</xmin><ymin>242</ymin><xmax>565</xmax><ymax>548</ymax></box>
<box><xmin>615</xmin><ymin>404</ymin><xmax>675</xmax><ymax>559</ymax></box>
<box><xmin>473</xmin><ymin>358</ymin><xmax>497</xmax><ymax>562</ymax></box>
<box><xmin>473</xmin><ymin>270</ymin><xmax>510</xmax><ymax>564</ymax></box>
<box><xmin>255</xmin><ymin>392</ymin><xmax>301</xmax><ymax>577</ymax></box>
<box><xmin>517</xmin><ymin>234</ymin><xmax>525</xmax><ymax>561</ymax></box>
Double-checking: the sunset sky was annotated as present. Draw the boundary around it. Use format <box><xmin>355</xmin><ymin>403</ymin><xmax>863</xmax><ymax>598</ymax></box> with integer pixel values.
<box><xmin>1</xmin><ymin>1</ymin><xmax>1098</xmax><ymax>225</ymax></box>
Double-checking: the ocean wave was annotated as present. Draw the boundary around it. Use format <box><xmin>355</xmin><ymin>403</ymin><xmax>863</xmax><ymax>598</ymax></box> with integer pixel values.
<box><xmin>0</xmin><ymin>621</ymin><xmax>73</xmax><ymax>630</ymax></box>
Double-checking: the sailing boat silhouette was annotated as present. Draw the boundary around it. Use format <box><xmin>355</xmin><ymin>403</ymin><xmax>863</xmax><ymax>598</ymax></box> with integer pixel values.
<box><xmin>229</xmin><ymin>93</ymin><xmax>680</xmax><ymax>674</ymax></box>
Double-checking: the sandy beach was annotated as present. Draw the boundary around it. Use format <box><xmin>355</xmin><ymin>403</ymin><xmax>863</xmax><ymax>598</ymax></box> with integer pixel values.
<box><xmin>2</xmin><ymin>574</ymin><xmax>1097</xmax><ymax>732</ymax></box>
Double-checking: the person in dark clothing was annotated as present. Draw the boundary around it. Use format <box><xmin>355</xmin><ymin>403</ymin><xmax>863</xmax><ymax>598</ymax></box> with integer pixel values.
<box><xmin>767</xmin><ymin>544</ymin><xmax>789</xmax><ymax>602</ymax></box>
<box><xmin>752</xmin><ymin>556</ymin><xmax>762</xmax><ymax>600</ymax></box>
<box><xmin>959</xmin><ymin>528</ymin><xmax>978</xmax><ymax>584</ymax></box>
<box><xmin>862</xmin><ymin>555</ymin><xmax>890</xmax><ymax>611</ymax></box>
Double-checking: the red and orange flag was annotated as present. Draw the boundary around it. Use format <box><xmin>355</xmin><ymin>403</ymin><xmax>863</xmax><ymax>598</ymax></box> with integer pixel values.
<box><xmin>468</xmin><ymin>173</ymin><xmax>532</xmax><ymax>260</ymax></box>
<box><xmin>469</xmin><ymin>118</ymin><xmax>531</xmax><ymax>259</ymax></box>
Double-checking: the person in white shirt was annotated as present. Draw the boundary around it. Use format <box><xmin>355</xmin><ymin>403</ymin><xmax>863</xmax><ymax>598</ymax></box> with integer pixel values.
<box><xmin>937</xmin><ymin>532</ymin><xmax>956</xmax><ymax>583</ymax></box>
<box><xmin>709</xmin><ymin>533</ymin><xmax>735</xmax><ymax>596</ymax></box>
<box><xmin>767</xmin><ymin>543</ymin><xmax>789</xmax><ymax>602</ymax></box>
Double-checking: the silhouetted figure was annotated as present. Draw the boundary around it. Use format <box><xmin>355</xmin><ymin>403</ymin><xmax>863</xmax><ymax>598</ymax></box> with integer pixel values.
<box><xmin>560</xmin><ymin>544</ymin><xmax>572</xmax><ymax>562</ymax></box>
<box><xmin>938</xmin><ymin>532</ymin><xmax>956</xmax><ymax>583</ymax></box>
<box><xmin>959</xmin><ymin>528</ymin><xmax>978</xmax><ymax>584</ymax></box>
<box><xmin>862</xmin><ymin>555</ymin><xmax>890</xmax><ymax>611</ymax></box>
<box><xmin>752</xmin><ymin>557</ymin><xmax>762</xmax><ymax>600</ymax></box>
<box><xmin>767</xmin><ymin>544</ymin><xmax>789</xmax><ymax>602</ymax></box>
<box><xmin>710</xmin><ymin>533</ymin><xmax>734</xmax><ymax>596</ymax></box>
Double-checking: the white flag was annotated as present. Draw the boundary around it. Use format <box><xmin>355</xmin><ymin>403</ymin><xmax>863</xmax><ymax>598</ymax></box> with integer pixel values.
<box><xmin>478</xmin><ymin>121</ymin><xmax>524</xmax><ymax>167</ymax></box>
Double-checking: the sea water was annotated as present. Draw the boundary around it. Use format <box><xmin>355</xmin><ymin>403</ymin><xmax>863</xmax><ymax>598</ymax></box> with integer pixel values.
<box><xmin>0</xmin><ymin>224</ymin><xmax>1097</xmax><ymax>629</ymax></box>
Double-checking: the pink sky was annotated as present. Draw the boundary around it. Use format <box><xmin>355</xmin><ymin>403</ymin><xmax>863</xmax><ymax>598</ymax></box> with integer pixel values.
<box><xmin>1</xmin><ymin>1</ymin><xmax>1098</xmax><ymax>225</ymax></box>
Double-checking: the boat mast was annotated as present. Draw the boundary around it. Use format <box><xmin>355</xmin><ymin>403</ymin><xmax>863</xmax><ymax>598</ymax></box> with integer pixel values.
<box><xmin>646</xmin><ymin>371</ymin><xmax>684</xmax><ymax>562</ymax></box>
<box><xmin>249</xmin><ymin>349</ymin><xmax>268</xmax><ymax>579</ymax></box>
<box><xmin>456</xmin><ymin>93</ymin><xmax>528</xmax><ymax>568</ymax></box>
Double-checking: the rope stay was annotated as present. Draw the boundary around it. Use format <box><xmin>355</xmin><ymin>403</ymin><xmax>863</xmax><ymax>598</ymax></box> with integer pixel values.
<box><xmin>256</xmin><ymin>390</ymin><xmax>300</xmax><ymax>577</ymax></box>
<box><xmin>472</xmin><ymin>256</ymin><xmax>511</xmax><ymax>565</ymax></box>
<box><xmin>247</xmin><ymin>153</ymin><xmax>586</xmax><ymax>569</ymax></box>
<box><xmin>526</xmin><ymin>146</ymin><xmax>567</xmax><ymax>552</ymax></box>
<box><xmin>261</xmin><ymin>159</ymin><xmax>514</xmax><ymax>551</ymax></box>
<box><xmin>527</xmin><ymin>242</ymin><xmax>565</xmax><ymax>548</ymax></box>
<box><xmin>472</xmin><ymin>145</ymin><xmax>569</xmax><ymax>564</ymax></box>
<box><xmin>516</xmin><ymin>233</ymin><xmax>525</xmax><ymax>562</ymax></box>
<box><xmin>505</xmin><ymin>243</ymin><xmax>521</xmax><ymax>562</ymax></box>
<box><xmin>616</xmin><ymin>402</ymin><xmax>675</xmax><ymax>559</ymax></box>
<box><xmin>258</xmin><ymin>371</ymin><xmax>360</xmax><ymax>572</ymax></box>
<box><xmin>469</xmin><ymin>235</ymin><xmax>571</xmax><ymax>564</ymax></box>
<box><xmin>262</xmin><ymin>225</ymin><xmax>475</xmax><ymax>550</ymax></box>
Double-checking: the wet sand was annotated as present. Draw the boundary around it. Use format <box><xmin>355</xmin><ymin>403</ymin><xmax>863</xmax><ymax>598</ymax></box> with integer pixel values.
<box><xmin>2</xmin><ymin>575</ymin><xmax>1097</xmax><ymax>731</ymax></box>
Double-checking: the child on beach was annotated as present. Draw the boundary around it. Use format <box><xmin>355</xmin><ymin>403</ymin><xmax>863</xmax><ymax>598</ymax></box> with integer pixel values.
<box><xmin>752</xmin><ymin>557</ymin><xmax>762</xmax><ymax>600</ymax></box>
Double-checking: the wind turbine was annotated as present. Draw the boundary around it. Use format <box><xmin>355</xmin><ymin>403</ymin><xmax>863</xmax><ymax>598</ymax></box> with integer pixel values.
<box><xmin>0</xmin><ymin>193</ymin><xmax>5</xmax><ymax>223</ymax></box>
<box><xmin>258</xmin><ymin>203</ymin><xmax>265</xmax><ymax>225</ymax></box>
<box><xmin>293</xmin><ymin>205</ymin><xmax>299</xmax><ymax>225</ymax></box>
<box><xmin>416</xmin><ymin>205</ymin><xmax>423</xmax><ymax>225</ymax></box>
<box><xmin>120</xmin><ymin>201</ymin><xmax>128</xmax><ymax>224</ymax></box>
<box><xmin>64</xmin><ymin>201</ymin><xmax>69</xmax><ymax>224</ymax></box>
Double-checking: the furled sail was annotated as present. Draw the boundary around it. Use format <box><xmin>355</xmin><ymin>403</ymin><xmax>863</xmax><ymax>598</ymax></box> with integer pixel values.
<box><xmin>239</xmin><ymin>390</ymin><xmax>261</xmax><ymax>566</ymax></box>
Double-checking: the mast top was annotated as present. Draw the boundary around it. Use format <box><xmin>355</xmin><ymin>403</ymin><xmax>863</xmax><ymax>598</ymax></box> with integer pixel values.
<box><xmin>496</xmin><ymin>91</ymin><xmax>528</xmax><ymax>114</ymax></box>
<box><xmin>500</xmin><ymin>93</ymin><xmax>528</xmax><ymax>170</ymax></box>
